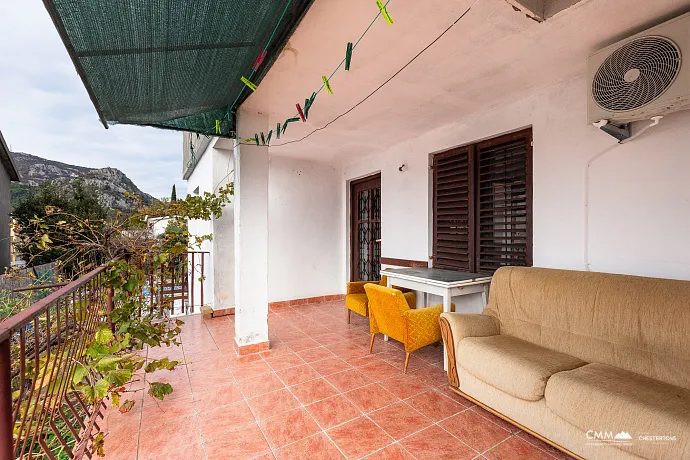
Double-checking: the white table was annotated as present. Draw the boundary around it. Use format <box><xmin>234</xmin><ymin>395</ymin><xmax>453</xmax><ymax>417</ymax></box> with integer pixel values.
<box><xmin>380</xmin><ymin>267</ymin><xmax>492</xmax><ymax>369</ymax></box>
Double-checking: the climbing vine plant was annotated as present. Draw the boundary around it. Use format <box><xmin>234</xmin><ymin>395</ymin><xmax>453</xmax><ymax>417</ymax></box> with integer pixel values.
<box><xmin>9</xmin><ymin>184</ymin><xmax>233</xmax><ymax>457</ymax></box>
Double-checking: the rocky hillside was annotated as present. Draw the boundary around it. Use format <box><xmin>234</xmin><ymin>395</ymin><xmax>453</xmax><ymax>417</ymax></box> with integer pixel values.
<box><xmin>10</xmin><ymin>152</ymin><xmax>157</xmax><ymax>211</ymax></box>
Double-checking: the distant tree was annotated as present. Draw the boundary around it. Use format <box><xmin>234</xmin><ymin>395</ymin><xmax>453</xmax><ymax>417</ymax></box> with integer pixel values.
<box><xmin>170</xmin><ymin>184</ymin><xmax>177</xmax><ymax>202</ymax></box>
<box><xmin>11</xmin><ymin>180</ymin><xmax>107</xmax><ymax>275</ymax></box>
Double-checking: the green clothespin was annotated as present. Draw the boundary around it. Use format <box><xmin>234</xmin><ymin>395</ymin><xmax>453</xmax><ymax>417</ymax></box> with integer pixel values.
<box><xmin>266</xmin><ymin>130</ymin><xmax>273</xmax><ymax>145</ymax></box>
<box><xmin>322</xmin><ymin>76</ymin><xmax>333</xmax><ymax>95</ymax></box>
<box><xmin>276</xmin><ymin>122</ymin><xmax>281</xmax><ymax>139</ymax></box>
<box><xmin>376</xmin><ymin>0</ymin><xmax>393</xmax><ymax>25</ymax></box>
<box><xmin>282</xmin><ymin>117</ymin><xmax>300</xmax><ymax>135</ymax></box>
<box><xmin>304</xmin><ymin>92</ymin><xmax>317</xmax><ymax>119</ymax></box>
<box><xmin>215</xmin><ymin>120</ymin><xmax>221</xmax><ymax>134</ymax></box>
<box><xmin>345</xmin><ymin>42</ymin><xmax>353</xmax><ymax>71</ymax></box>
<box><xmin>241</xmin><ymin>76</ymin><xmax>258</xmax><ymax>92</ymax></box>
<box><xmin>260</xmin><ymin>132</ymin><xmax>266</xmax><ymax>145</ymax></box>
<box><xmin>254</xmin><ymin>134</ymin><xmax>260</xmax><ymax>146</ymax></box>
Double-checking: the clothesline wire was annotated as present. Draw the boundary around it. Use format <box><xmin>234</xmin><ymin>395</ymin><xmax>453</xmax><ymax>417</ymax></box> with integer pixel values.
<box><xmin>272</xmin><ymin>0</ymin><xmax>477</xmax><ymax>147</ymax></box>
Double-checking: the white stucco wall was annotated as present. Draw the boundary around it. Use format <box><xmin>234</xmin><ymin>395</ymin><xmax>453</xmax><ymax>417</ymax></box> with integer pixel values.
<box><xmin>342</xmin><ymin>75</ymin><xmax>690</xmax><ymax>282</ymax></box>
<box><xmin>268</xmin><ymin>157</ymin><xmax>344</xmax><ymax>302</ymax></box>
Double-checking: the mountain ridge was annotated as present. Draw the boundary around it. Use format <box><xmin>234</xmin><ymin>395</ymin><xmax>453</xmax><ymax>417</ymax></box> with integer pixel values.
<box><xmin>10</xmin><ymin>152</ymin><xmax>157</xmax><ymax>211</ymax></box>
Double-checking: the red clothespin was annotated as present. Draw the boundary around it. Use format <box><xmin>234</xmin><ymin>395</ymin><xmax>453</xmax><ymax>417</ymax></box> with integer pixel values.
<box><xmin>253</xmin><ymin>50</ymin><xmax>267</xmax><ymax>70</ymax></box>
<box><xmin>296</xmin><ymin>103</ymin><xmax>306</xmax><ymax>122</ymax></box>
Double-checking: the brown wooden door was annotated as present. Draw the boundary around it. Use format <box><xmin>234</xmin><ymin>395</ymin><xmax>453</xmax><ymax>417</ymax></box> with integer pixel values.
<box><xmin>350</xmin><ymin>174</ymin><xmax>381</xmax><ymax>281</ymax></box>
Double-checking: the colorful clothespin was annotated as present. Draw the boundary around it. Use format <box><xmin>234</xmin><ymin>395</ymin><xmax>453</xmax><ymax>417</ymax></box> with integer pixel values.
<box><xmin>282</xmin><ymin>117</ymin><xmax>300</xmax><ymax>134</ymax></box>
<box><xmin>322</xmin><ymin>76</ymin><xmax>333</xmax><ymax>95</ymax></box>
<box><xmin>376</xmin><ymin>0</ymin><xmax>393</xmax><ymax>25</ymax></box>
<box><xmin>252</xmin><ymin>50</ymin><xmax>267</xmax><ymax>70</ymax></box>
<box><xmin>266</xmin><ymin>130</ymin><xmax>273</xmax><ymax>145</ymax></box>
<box><xmin>345</xmin><ymin>42</ymin><xmax>353</xmax><ymax>71</ymax></box>
<box><xmin>304</xmin><ymin>92</ymin><xmax>317</xmax><ymax>119</ymax></box>
<box><xmin>215</xmin><ymin>120</ymin><xmax>221</xmax><ymax>134</ymax></box>
<box><xmin>245</xmin><ymin>138</ymin><xmax>256</xmax><ymax>144</ymax></box>
<box><xmin>296</xmin><ymin>103</ymin><xmax>306</xmax><ymax>122</ymax></box>
<box><xmin>241</xmin><ymin>76</ymin><xmax>258</xmax><ymax>92</ymax></box>
<box><xmin>276</xmin><ymin>122</ymin><xmax>281</xmax><ymax>139</ymax></box>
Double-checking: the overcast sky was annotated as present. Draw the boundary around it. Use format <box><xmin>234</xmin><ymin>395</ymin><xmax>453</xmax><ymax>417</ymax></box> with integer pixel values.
<box><xmin>0</xmin><ymin>2</ymin><xmax>186</xmax><ymax>199</ymax></box>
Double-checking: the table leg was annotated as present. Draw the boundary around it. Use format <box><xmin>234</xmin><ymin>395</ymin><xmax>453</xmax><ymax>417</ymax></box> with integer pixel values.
<box><xmin>442</xmin><ymin>292</ymin><xmax>452</xmax><ymax>370</ymax></box>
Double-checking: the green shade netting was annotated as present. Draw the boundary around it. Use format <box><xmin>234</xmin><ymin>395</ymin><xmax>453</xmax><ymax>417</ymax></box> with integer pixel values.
<box><xmin>45</xmin><ymin>0</ymin><xmax>313</xmax><ymax>137</ymax></box>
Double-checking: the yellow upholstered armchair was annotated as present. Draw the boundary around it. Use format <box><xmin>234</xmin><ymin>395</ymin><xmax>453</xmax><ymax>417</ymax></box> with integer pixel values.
<box><xmin>365</xmin><ymin>283</ymin><xmax>444</xmax><ymax>373</ymax></box>
<box><xmin>345</xmin><ymin>276</ymin><xmax>415</xmax><ymax>323</ymax></box>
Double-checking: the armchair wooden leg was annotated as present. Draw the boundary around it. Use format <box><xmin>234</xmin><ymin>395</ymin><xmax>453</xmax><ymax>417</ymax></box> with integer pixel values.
<box><xmin>347</xmin><ymin>309</ymin><xmax>351</xmax><ymax>324</ymax></box>
<box><xmin>369</xmin><ymin>333</ymin><xmax>376</xmax><ymax>353</ymax></box>
<box><xmin>403</xmin><ymin>352</ymin><xmax>411</xmax><ymax>373</ymax></box>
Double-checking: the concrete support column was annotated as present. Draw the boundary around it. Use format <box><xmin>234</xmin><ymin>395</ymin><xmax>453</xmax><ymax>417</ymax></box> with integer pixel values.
<box><xmin>233</xmin><ymin>109</ymin><xmax>270</xmax><ymax>353</ymax></box>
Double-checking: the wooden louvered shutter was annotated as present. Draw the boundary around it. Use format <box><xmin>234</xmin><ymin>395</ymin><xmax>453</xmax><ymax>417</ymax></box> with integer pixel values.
<box><xmin>432</xmin><ymin>147</ymin><xmax>475</xmax><ymax>271</ymax></box>
<box><xmin>475</xmin><ymin>129</ymin><xmax>532</xmax><ymax>273</ymax></box>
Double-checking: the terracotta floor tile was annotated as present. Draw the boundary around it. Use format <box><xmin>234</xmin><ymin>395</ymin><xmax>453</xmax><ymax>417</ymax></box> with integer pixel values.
<box><xmin>197</xmin><ymin>400</ymin><xmax>256</xmax><ymax>440</ymax></box>
<box><xmin>296</xmin><ymin>346</ymin><xmax>336</xmax><ymax>363</ymax></box>
<box><xmin>379</xmin><ymin>375</ymin><xmax>430</xmax><ymax>399</ymax></box>
<box><xmin>311</xmin><ymin>357</ymin><xmax>353</xmax><ymax>376</ymax></box>
<box><xmin>189</xmin><ymin>368</ymin><xmax>234</xmax><ymax>391</ymax></box>
<box><xmin>368</xmin><ymin>402</ymin><xmax>433</xmax><ymax>440</ymax></box>
<box><xmin>327</xmin><ymin>416</ymin><xmax>393</xmax><ymax>459</ymax></box>
<box><xmin>483</xmin><ymin>436</ymin><xmax>555</xmax><ymax>460</ymax></box>
<box><xmin>435</xmin><ymin>386</ymin><xmax>475</xmax><ymax>407</ymax></box>
<box><xmin>364</xmin><ymin>444</ymin><xmax>416</xmax><ymax>459</ymax></box>
<box><xmin>141</xmin><ymin>442</ymin><xmax>206</xmax><ymax>460</ymax></box>
<box><xmin>138</xmin><ymin>415</ymin><xmax>201</xmax><ymax>456</ymax></box>
<box><xmin>225</xmin><ymin>352</ymin><xmax>265</xmax><ymax>368</ymax></box>
<box><xmin>264</xmin><ymin>351</ymin><xmax>306</xmax><ymax>371</ymax></box>
<box><xmin>405</xmin><ymin>389</ymin><xmax>467</xmax><ymax>421</ymax></box>
<box><xmin>470</xmin><ymin>406</ymin><xmax>521</xmax><ymax>434</ymax></box>
<box><xmin>276</xmin><ymin>363</ymin><xmax>321</xmax><ymax>385</ymax></box>
<box><xmin>259</xmin><ymin>408</ymin><xmax>321</xmax><ymax>448</ymax></box>
<box><xmin>290</xmin><ymin>378</ymin><xmax>339</xmax><ymax>405</ymax></box>
<box><xmin>247</xmin><ymin>388</ymin><xmax>301</xmax><ymax>420</ymax></box>
<box><xmin>400</xmin><ymin>425</ymin><xmax>477</xmax><ymax>460</ymax></box>
<box><xmin>439</xmin><ymin>409</ymin><xmax>512</xmax><ymax>452</ymax></box>
<box><xmin>358</xmin><ymin>361</ymin><xmax>403</xmax><ymax>381</ymax></box>
<box><xmin>141</xmin><ymin>395</ymin><xmax>196</xmax><ymax>428</ymax></box>
<box><xmin>102</xmin><ymin>430</ymin><xmax>139</xmax><ymax>460</ymax></box>
<box><xmin>231</xmin><ymin>360</ymin><xmax>273</xmax><ymax>381</ymax></box>
<box><xmin>193</xmin><ymin>382</ymin><xmax>244</xmax><ymax>413</ymax></box>
<box><xmin>326</xmin><ymin>369</ymin><xmax>372</xmax><ymax>393</ymax></box>
<box><xmin>305</xmin><ymin>394</ymin><xmax>362</xmax><ymax>429</ymax></box>
<box><xmin>238</xmin><ymin>372</ymin><xmax>286</xmax><ymax>398</ymax></box>
<box><xmin>345</xmin><ymin>383</ymin><xmax>400</xmax><ymax>413</ymax></box>
<box><xmin>286</xmin><ymin>337</ymin><xmax>321</xmax><ymax>352</ymax></box>
<box><xmin>516</xmin><ymin>431</ymin><xmax>573</xmax><ymax>459</ymax></box>
<box><xmin>313</xmin><ymin>333</ymin><xmax>346</xmax><ymax>345</ymax></box>
<box><xmin>204</xmin><ymin>423</ymin><xmax>272</xmax><ymax>460</ymax></box>
<box><xmin>275</xmin><ymin>433</ymin><xmax>345</xmax><ymax>460</ymax></box>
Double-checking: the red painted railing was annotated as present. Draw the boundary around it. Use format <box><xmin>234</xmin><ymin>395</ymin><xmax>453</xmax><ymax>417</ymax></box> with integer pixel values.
<box><xmin>0</xmin><ymin>251</ymin><xmax>209</xmax><ymax>458</ymax></box>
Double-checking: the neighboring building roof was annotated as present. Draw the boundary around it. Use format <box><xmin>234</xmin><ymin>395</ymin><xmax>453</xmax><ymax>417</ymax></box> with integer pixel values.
<box><xmin>0</xmin><ymin>131</ymin><xmax>19</xmax><ymax>181</ymax></box>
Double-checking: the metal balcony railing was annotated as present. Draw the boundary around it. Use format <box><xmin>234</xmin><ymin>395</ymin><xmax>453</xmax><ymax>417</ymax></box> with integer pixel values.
<box><xmin>0</xmin><ymin>251</ymin><xmax>210</xmax><ymax>459</ymax></box>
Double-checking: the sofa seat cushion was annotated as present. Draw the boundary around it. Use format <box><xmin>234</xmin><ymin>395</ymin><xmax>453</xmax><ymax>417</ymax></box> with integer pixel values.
<box><xmin>346</xmin><ymin>294</ymin><xmax>368</xmax><ymax>317</ymax></box>
<box><xmin>545</xmin><ymin>363</ymin><xmax>690</xmax><ymax>460</ymax></box>
<box><xmin>458</xmin><ymin>334</ymin><xmax>587</xmax><ymax>401</ymax></box>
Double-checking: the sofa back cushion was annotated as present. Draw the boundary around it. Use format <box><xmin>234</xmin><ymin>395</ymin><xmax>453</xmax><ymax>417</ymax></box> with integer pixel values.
<box><xmin>485</xmin><ymin>267</ymin><xmax>690</xmax><ymax>389</ymax></box>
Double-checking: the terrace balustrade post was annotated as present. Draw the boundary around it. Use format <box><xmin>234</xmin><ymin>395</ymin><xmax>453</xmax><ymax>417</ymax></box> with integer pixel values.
<box><xmin>0</xmin><ymin>339</ymin><xmax>14</xmax><ymax>459</ymax></box>
<box><xmin>106</xmin><ymin>286</ymin><xmax>115</xmax><ymax>332</ymax></box>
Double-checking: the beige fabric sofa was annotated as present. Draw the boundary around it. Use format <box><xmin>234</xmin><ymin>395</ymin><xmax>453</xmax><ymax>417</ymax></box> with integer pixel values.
<box><xmin>439</xmin><ymin>267</ymin><xmax>690</xmax><ymax>460</ymax></box>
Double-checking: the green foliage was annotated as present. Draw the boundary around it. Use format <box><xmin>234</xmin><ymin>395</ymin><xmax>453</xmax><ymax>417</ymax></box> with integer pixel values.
<box><xmin>9</xmin><ymin>182</ymin><xmax>233</xmax><ymax>458</ymax></box>
<box><xmin>11</xmin><ymin>181</ymin><xmax>107</xmax><ymax>276</ymax></box>
<box><xmin>170</xmin><ymin>184</ymin><xmax>177</xmax><ymax>201</ymax></box>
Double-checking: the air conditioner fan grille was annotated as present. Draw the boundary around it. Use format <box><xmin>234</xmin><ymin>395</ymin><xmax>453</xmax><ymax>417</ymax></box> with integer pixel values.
<box><xmin>592</xmin><ymin>36</ymin><xmax>681</xmax><ymax>112</ymax></box>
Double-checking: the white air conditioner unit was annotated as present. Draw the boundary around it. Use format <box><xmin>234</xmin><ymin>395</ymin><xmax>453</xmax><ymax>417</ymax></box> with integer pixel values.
<box><xmin>587</xmin><ymin>13</ymin><xmax>690</xmax><ymax>125</ymax></box>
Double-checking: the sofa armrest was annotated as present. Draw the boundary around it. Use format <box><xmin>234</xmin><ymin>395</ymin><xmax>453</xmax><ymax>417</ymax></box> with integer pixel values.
<box><xmin>347</xmin><ymin>281</ymin><xmax>370</xmax><ymax>295</ymax></box>
<box><xmin>403</xmin><ymin>305</ymin><xmax>444</xmax><ymax>352</ymax></box>
<box><xmin>439</xmin><ymin>313</ymin><xmax>499</xmax><ymax>388</ymax></box>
